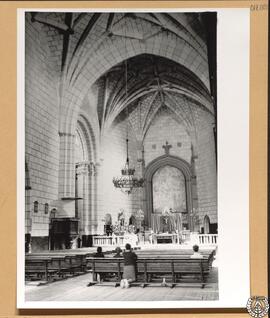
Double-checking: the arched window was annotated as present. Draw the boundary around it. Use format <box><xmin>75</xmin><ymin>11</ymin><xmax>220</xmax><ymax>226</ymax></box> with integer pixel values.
<box><xmin>204</xmin><ymin>215</ymin><xmax>210</xmax><ymax>234</ymax></box>
<box><xmin>50</xmin><ymin>208</ymin><xmax>57</xmax><ymax>219</ymax></box>
<box><xmin>44</xmin><ymin>203</ymin><xmax>49</xmax><ymax>214</ymax></box>
<box><xmin>33</xmin><ymin>201</ymin><xmax>38</xmax><ymax>213</ymax></box>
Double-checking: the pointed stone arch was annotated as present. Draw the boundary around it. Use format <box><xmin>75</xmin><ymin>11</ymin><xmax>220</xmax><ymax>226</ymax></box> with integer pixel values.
<box><xmin>203</xmin><ymin>215</ymin><xmax>210</xmax><ymax>234</ymax></box>
<box><xmin>75</xmin><ymin>114</ymin><xmax>99</xmax><ymax>245</ymax></box>
<box><xmin>144</xmin><ymin>154</ymin><xmax>196</xmax><ymax>228</ymax></box>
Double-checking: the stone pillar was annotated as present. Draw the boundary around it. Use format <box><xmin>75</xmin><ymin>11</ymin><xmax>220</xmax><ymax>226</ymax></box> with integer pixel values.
<box><xmin>95</xmin><ymin>162</ymin><xmax>106</xmax><ymax>234</ymax></box>
<box><xmin>75</xmin><ymin>162</ymin><xmax>100</xmax><ymax>246</ymax></box>
<box><xmin>58</xmin><ymin>132</ymin><xmax>76</xmax><ymax>199</ymax></box>
<box><xmin>75</xmin><ymin>163</ymin><xmax>89</xmax><ymax>234</ymax></box>
<box><xmin>194</xmin><ymin>113</ymin><xmax>217</xmax><ymax>225</ymax></box>
<box><xmin>89</xmin><ymin>162</ymin><xmax>98</xmax><ymax>235</ymax></box>
<box><xmin>186</xmin><ymin>178</ymin><xmax>193</xmax><ymax>231</ymax></box>
<box><xmin>190</xmin><ymin>145</ymin><xmax>199</xmax><ymax>232</ymax></box>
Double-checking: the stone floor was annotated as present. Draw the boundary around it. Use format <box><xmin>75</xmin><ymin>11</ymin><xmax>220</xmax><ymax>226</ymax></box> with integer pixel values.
<box><xmin>25</xmin><ymin>267</ymin><xmax>218</xmax><ymax>302</ymax></box>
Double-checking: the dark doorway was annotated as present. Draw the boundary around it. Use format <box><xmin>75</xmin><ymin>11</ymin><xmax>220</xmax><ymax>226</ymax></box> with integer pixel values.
<box><xmin>49</xmin><ymin>218</ymin><xmax>78</xmax><ymax>250</ymax></box>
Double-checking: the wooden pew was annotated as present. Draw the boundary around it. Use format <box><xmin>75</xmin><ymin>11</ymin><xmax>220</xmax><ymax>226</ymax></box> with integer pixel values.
<box><xmin>25</xmin><ymin>252</ymin><xmax>93</xmax><ymax>282</ymax></box>
<box><xmin>136</xmin><ymin>258</ymin><xmax>210</xmax><ymax>288</ymax></box>
<box><xmin>136</xmin><ymin>249</ymin><xmax>214</xmax><ymax>257</ymax></box>
<box><xmin>86</xmin><ymin>258</ymin><xmax>123</xmax><ymax>287</ymax></box>
<box><xmin>135</xmin><ymin>249</ymin><xmax>215</xmax><ymax>266</ymax></box>
<box><xmin>25</xmin><ymin>257</ymin><xmax>56</xmax><ymax>282</ymax></box>
<box><xmin>86</xmin><ymin>256</ymin><xmax>212</xmax><ymax>288</ymax></box>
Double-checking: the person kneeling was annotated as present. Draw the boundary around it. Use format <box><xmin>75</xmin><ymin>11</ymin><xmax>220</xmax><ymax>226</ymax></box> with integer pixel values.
<box><xmin>120</xmin><ymin>243</ymin><xmax>137</xmax><ymax>288</ymax></box>
<box><xmin>93</xmin><ymin>246</ymin><xmax>105</xmax><ymax>282</ymax></box>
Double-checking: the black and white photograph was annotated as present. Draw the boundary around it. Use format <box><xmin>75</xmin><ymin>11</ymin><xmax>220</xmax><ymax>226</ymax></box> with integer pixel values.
<box><xmin>18</xmin><ymin>8</ymin><xmax>250</xmax><ymax>308</ymax></box>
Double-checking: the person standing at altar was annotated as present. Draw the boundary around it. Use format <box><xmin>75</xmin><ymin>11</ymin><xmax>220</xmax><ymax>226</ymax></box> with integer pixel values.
<box><xmin>120</xmin><ymin>243</ymin><xmax>137</xmax><ymax>288</ymax></box>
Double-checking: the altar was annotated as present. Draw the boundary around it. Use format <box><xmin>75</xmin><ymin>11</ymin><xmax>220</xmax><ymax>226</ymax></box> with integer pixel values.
<box><xmin>93</xmin><ymin>209</ymin><xmax>187</xmax><ymax>247</ymax></box>
<box><xmin>153</xmin><ymin>233</ymin><xmax>179</xmax><ymax>244</ymax></box>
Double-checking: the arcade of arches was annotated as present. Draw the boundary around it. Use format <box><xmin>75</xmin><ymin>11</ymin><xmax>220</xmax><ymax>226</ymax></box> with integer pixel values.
<box><xmin>25</xmin><ymin>12</ymin><xmax>217</xmax><ymax>252</ymax></box>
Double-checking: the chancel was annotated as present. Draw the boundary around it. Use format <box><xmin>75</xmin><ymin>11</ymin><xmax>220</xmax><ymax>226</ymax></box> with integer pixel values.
<box><xmin>24</xmin><ymin>11</ymin><xmax>218</xmax><ymax>301</ymax></box>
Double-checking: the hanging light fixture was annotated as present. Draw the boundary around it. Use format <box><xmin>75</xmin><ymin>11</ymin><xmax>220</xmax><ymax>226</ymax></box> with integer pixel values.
<box><xmin>113</xmin><ymin>138</ymin><xmax>144</xmax><ymax>195</ymax></box>
<box><xmin>112</xmin><ymin>15</ymin><xmax>144</xmax><ymax>195</ymax></box>
<box><xmin>112</xmin><ymin>62</ymin><xmax>144</xmax><ymax>195</ymax></box>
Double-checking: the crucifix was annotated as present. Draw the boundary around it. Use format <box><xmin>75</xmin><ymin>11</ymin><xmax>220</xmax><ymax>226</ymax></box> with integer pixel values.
<box><xmin>162</xmin><ymin>141</ymin><xmax>172</xmax><ymax>155</ymax></box>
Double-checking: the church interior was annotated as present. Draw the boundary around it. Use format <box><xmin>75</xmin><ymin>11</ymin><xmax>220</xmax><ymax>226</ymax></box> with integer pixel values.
<box><xmin>24</xmin><ymin>11</ymin><xmax>218</xmax><ymax>300</ymax></box>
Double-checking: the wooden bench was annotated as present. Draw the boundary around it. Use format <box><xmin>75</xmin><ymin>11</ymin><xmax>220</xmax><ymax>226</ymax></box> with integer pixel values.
<box><xmin>136</xmin><ymin>249</ymin><xmax>215</xmax><ymax>257</ymax></box>
<box><xmin>86</xmin><ymin>256</ymin><xmax>212</xmax><ymax>288</ymax></box>
<box><xmin>25</xmin><ymin>256</ymin><xmax>58</xmax><ymax>282</ymax></box>
<box><xmin>25</xmin><ymin>252</ymin><xmax>93</xmax><ymax>282</ymax></box>
<box><xmin>135</xmin><ymin>249</ymin><xmax>215</xmax><ymax>266</ymax></box>
<box><xmin>136</xmin><ymin>258</ymin><xmax>210</xmax><ymax>288</ymax></box>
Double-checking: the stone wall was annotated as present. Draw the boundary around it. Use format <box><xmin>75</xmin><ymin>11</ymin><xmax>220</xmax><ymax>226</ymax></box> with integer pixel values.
<box><xmin>194</xmin><ymin>110</ymin><xmax>217</xmax><ymax>226</ymax></box>
<box><xmin>25</xmin><ymin>15</ymin><xmax>60</xmax><ymax>247</ymax></box>
<box><xmin>144</xmin><ymin>107</ymin><xmax>192</xmax><ymax>166</ymax></box>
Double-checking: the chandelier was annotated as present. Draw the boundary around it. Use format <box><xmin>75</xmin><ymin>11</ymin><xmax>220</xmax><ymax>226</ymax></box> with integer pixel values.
<box><xmin>112</xmin><ymin>17</ymin><xmax>144</xmax><ymax>195</ymax></box>
<box><xmin>113</xmin><ymin>138</ymin><xmax>144</xmax><ymax>195</ymax></box>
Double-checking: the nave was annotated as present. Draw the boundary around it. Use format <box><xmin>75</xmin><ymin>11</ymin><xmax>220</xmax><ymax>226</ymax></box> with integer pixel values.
<box><xmin>24</xmin><ymin>11</ymin><xmax>218</xmax><ymax>302</ymax></box>
<box><xmin>25</xmin><ymin>244</ymin><xmax>218</xmax><ymax>301</ymax></box>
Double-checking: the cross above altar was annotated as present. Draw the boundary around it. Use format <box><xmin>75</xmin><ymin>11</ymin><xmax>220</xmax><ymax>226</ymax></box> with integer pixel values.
<box><xmin>162</xmin><ymin>141</ymin><xmax>172</xmax><ymax>155</ymax></box>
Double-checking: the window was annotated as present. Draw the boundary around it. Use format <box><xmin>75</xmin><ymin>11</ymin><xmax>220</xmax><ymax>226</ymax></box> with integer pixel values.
<box><xmin>44</xmin><ymin>203</ymin><xmax>49</xmax><ymax>214</ymax></box>
<box><xmin>33</xmin><ymin>201</ymin><xmax>38</xmax><ymax>213</ymax></box>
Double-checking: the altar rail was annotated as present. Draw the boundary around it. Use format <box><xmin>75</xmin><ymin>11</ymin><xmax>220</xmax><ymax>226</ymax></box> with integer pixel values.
<box><xmin>197</xmin><ymin>234</ymin><xmax>218</xmax><ymax>245</ymax></box>
<box><xmin>93</xmin><ymin>233</ymin><xmax>218</xmax><ymax>246</ymax></box>
<box><xmin>180</xmin><ymin>231</ymin><xmax>191</xmax><ymax>242</ymax></box>
<box><xmin>93</xmin><ymin>235</ymin><xmax>124</xmax><ymax>247</ymax></box>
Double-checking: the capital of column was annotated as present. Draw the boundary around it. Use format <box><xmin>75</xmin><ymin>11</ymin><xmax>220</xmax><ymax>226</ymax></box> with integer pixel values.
<box><xmin>76</xmin><ymin>162</ymin><xmax>90</xmax><ymax>176</ymax></box>
<box><xmin>75</xmin><ymin>160</ymin><xmax>102</xmax><ymax>177</ymax></box>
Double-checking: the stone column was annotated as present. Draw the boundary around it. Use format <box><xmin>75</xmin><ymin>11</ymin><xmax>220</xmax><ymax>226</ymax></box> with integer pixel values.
<box><xmin>95</xmin><ymin>162</ymin><xmax>105</xmax><ymax>234</ymax></box>
<box><xmin>89</xmin><ymin>162</ymin><xmax>99</xmax><ymax>235</ymax></box>
<box><xmin>75</xmin><ymin>162</ymin><xmax>90</xmax><ymax>235</ymax></box>
<box><xmin>194</xmin><ymin>113</ymin><xmax>217</xmax><ymax>226</ymax></box>
<box><xmin>190</xmin><ymin>145</ymin><xmax>199</xmax><ymax>232</ymax></box>
<box><xmin>186</xmin><ymin>177</ymin><xmax>193</xmax><ymax>231</ymax></box>
<box><xmin>58</xmin><ymin>132</ymin><xmax>76</xmax><ymax>199</ymax></box>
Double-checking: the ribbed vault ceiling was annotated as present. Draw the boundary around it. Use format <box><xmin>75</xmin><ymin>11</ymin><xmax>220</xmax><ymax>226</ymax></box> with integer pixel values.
<box><xmin>30</xmin><ymin>12</ymin><xmax>216</xmax><ymax>135</ymax></box>
<box><xmin>93</xmin><ymin>54</ymin><xmax>214</xmax><ymax>138</ymax></box>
